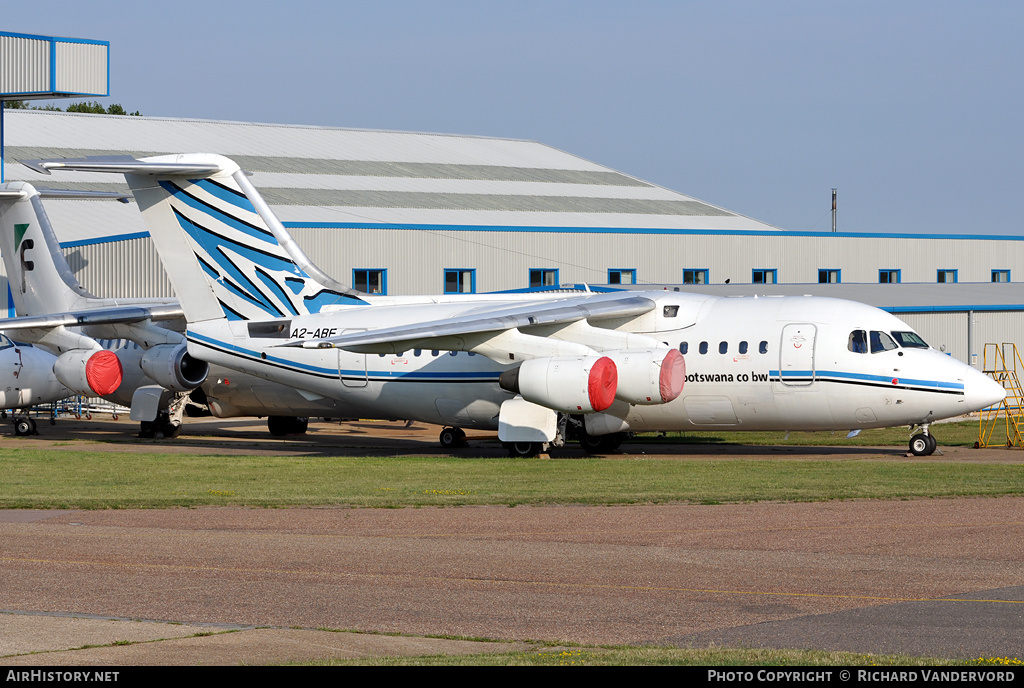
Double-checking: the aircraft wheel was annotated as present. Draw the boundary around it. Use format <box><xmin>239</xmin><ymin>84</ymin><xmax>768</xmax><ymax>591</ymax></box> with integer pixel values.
<box><xmin>14</xmin><ymin>418</ymin><xmax>32</xmax><ymax>436</ymax></box>
<box><xmin>162</xmin><ymin>419</ymin><xmax>182</xmax><ymax>439</ymax></box>
<box><xmin>439</xmin><ymin>427</ymin><xmax>462</xmax><ymax>449</ymax></box>
<box><xmin>925</xmin><ymin>433</ymin><xmax>938</xmax><ymax>454</ymax></box>
<box><xmin>579</xmin><ymin>433</ymin><xmax>606</xmax><ymax>455</ymax></box>
<box><xmin>605</xmin><ymin>432</ymin><xmax>626</xmax><ymax>451</ymax></box>
<box><xmin>268</xmin><ymin>416</ymin><xmax>307</xmax><ymax>436</ymax></box>
<box><xmin>138</xmin><ymin>421</ymin><xmax>156</xmax><ymax>439</ymax></box>
<box><xmin>909</xmin><ymin>433</ymin><xmax>934</xmax><ymax>456</ymax></box>
<box><xmin>267</xmin><ymin>416</ymin><xmax>290</xmax><ymax>436</ymax></box>
<box><xmin>506</xmin><ymin>441</ymin><xmax>542</xmax><ymax>458</ymax></box>
<box><xmin>580</xmin><ymin>431</ymin><xmax>626</xmax><ymax>455</ymax></box>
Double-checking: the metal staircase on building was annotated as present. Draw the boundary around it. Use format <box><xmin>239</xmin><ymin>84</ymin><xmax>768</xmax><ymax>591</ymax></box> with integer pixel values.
<box><xmin>977</xmin><ymin>343</ymin><xmax>1024</xmax><ymax>448</ymax></box>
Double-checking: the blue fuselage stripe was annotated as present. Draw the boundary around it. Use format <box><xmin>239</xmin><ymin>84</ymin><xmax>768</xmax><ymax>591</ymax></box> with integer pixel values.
<box><xmin>771</xmin><ymin>369</ymin><xmax>964</xmax><ymax>391</ymax></box>
<box><xmin>187</xmin><ymin>331</ymin><xmax>502</xmax><ymax>382</ymax></box>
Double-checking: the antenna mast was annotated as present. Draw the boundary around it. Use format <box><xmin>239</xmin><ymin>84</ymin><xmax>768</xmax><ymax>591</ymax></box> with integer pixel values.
<box><xmin>831</xmin><ymin>188</ymin><xmax>837</xmax><ymax>232</ymax></box>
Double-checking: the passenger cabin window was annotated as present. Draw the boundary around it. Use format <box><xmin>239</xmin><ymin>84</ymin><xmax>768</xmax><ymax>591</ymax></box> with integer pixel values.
<box><xmin>699</xmin><ymin>341</ymin><xmax>709</xmax><ymax>355</ymax></box>
<box><xmin>759</xmin><ymin>341</ymin><xmax>768</xmax><ymax>354</ymax></box>
<box><xmin>739</xmin><ymin>341</ymin><xmax>748</xmax><ymax>354</ymax></box>
<box><xmin>891</xmin><ymin>331</ymin><xmax>929</xmax><ymax>348</ymax></box>
<box><xmin>679</xmin><ymin>342</ymin><xmax>688</xmax><ymax>355</ymax></box>
<box><xmin>848</xmin><ymin>330</ymin><xmax>867</xmax><ymax>353</ymax></box>
<box><xmin>870</xmin><ymin>330</ymin><xmax>899</xmax><ymax>353</ymax></box>
<box><xmin>719</xmin><ymin>341</ymin><xmax>728</xmax><ymax>354</ymax></box>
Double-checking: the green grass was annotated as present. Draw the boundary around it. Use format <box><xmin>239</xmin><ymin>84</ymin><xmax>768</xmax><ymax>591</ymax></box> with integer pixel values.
<box><xmin>636</xmin><ymin>420</ymin><xmax>986</xmax><ymax>448</ymax></box>
<box><xmin>1</xmin><ymin>444</ymin><xmax>1020</xmax><ymax>509</ymax></box>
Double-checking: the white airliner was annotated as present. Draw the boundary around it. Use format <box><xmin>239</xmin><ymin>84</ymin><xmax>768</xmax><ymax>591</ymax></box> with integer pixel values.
<box><xmin>0</xmin><ymin>331</ymin><xmax>77</xmax><ymax>435</ymax></box>
<box><xmin>0</xmin><ymin>182</ymin><xmax>353</xmax><ymax>437</ymax></box>
<box><xmin>22</xmin><ymin>154</ymin><xmax>1005</xmax><ymax>456</ymax></box>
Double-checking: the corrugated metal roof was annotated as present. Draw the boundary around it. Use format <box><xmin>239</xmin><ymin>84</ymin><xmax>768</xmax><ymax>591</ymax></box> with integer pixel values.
<box><xmin>5</xmin><ymin>146</ymin><xmax>650</xmax><ymax>185</ymax></box>
<box><xmin>2</xmin><ymin>110</ymin><xmax>775</xmax><ymax>244</ymax></box>
<box><xmin>626</xmin><ymin>283</ymin><xmax>1024</xmax><ymax>310</ymax></box>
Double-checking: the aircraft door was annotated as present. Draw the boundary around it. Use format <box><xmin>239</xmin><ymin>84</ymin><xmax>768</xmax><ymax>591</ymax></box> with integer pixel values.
<box><xmin>338</xmin><ymin>329</ymin><xmax>367</xmax><ymax>387</ymax></box>
<box><xmin>779</xmin><ymin>323</ymin><xmax>816</xmax><ymax>386</ymax></box>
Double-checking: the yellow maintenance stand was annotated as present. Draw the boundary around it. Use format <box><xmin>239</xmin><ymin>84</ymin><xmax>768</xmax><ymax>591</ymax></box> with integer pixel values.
<box><xmin>977</xmin><ymin>343</ymin><xmax>1024</xmax><ymax>448</ymax></box>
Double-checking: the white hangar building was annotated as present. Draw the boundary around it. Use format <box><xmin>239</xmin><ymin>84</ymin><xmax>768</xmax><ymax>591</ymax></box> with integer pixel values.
<box><xmin>2</xmin><ymin>109</ymin><xmax>1023</xmax><ymax>367</ymax></box>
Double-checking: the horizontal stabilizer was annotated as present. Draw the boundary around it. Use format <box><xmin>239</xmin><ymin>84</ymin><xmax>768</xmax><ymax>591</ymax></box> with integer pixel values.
<box><xmin>35</xmin><ymin>188</ymin><xmax>132</xmax><ymax>202</ymax></box>
<box><xmin>21</xmin><ymin>156</ymin><xmax>224</xmax><ymax>177</ymax></box>
<box><xmin>0</xmin><ymin>303</ymin><xmax>184</xmax><ymax>331</ymax></box>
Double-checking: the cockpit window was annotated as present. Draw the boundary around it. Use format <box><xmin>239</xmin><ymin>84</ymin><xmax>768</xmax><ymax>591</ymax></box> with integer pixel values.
<box><xmin>891</xmin><ymin>331</ymin><xmax>929</xmax><ymax>348</ymax></box>
<box><xmin>0</xmin><ymin>334</ymin><xmax>11</xmax><ymax>349</ymax></box>
<box><xmin>848</xmin><ymin>330</ymin><xmax>867</xmax><ymax>354</ymax></box>
<box><xmin>870</xmin><ymin>330</ymin><xmax>898</xmax><ymax>353</ymax></box>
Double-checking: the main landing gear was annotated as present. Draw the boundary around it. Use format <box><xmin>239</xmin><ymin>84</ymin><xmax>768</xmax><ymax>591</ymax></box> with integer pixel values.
<box><xmin>578</xmin><ymin>431</ymin><xmax>626</xmax><ymax>455</ymax></box>
<box><xmin>268</xmin><ymin>416</ymin><xmax>309</xmax><ymax>436</ymax></box>
<box><xmin>499</xmin><ymin>416</ymin><xmax>630</xmax><ymax>458</ymax></box>
<box><xmin>439</xmin><ymin>426</ymin><xmax>468</xmax><ymax>449</ymax></box>
<box><xmin>909</xmin><ymin>425</ymin><xmax>938</xmax><ymax>456</ymax></box>
<box><xmin>139</xmin><ymin>392</ymin><xmax>189</xmax><ymax>439</ymax></box>
<box><xmin>13</xmin><ymin>415</ymin><xmax>37</xmax><ymax>436</ymax></box>
<box><xmin>139</xmin><ymin>411</ymin><xmax>182</xmax><ymax>439</ymax></box>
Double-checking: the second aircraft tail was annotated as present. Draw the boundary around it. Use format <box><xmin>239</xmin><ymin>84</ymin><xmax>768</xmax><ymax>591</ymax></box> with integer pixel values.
<box><xmin>0</xmin><ymin>182</ymin><xmax>100</xmax><ymax>316</ymax></box>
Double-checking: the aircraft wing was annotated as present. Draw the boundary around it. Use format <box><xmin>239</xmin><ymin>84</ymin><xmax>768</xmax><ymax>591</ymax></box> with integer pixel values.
<box><xmin>284</xmin><ymin>293</ymin><xmax>658</xmax><ymax>355</ymax></box>
<box><xmin>0</xmin><ymin>303</ymin><xmax>185</xmax><ymax>331</ymax></box>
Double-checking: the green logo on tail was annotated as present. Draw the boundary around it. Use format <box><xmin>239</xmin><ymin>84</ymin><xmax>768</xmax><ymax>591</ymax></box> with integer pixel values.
<box><xmin>14</xmin><ymin>223</ymin><xmax>29</xmax><ymax>250</ymax></box>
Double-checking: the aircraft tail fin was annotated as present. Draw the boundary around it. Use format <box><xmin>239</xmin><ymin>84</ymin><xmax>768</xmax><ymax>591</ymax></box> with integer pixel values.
<box><xmin>24</xmin><ymin>155</ymin><xmax>366</xmax><ymax>324</ymax></box>
<box><xmin>0</xmin><ymin>182</ymin><xmax>99</xmax><ymax>316</ymax></box>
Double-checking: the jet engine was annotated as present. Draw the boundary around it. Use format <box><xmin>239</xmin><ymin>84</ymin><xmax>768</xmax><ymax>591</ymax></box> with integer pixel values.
<box><xmin>53</xmin><ymin>349</ymin><xmax>124</xmax><ymax>397</ymax></box>
<box><xmin>498</xmin><ymin>355</ymin><xmax>617</xmax><ymax>413</ymax></box>
<box><xmin>139</xmin><ymin>343</ymin><xmax>210</xmax><ymax>392</ymax></box>
<box><xmin>605</xmin><ymin>348</ymin><xmax>686</xmax><ymax>405</ymax></box>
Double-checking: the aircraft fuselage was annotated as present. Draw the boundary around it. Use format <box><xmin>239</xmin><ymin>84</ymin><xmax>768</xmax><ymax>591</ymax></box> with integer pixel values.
<box><xmin>183</xmin><ymin>291</ymin><xmax>1002</xmax><ymax>433</ymax></box>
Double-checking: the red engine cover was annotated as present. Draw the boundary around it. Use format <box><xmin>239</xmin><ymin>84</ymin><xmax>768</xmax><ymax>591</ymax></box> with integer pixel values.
<box><xmin>587</xmin><ymin>356</ymin><xmax>618</xmax><ymax>412</ymax></box>
<box><xmin>658</xmin><ymin>348</ymin><xmax>686</xmax><ymax>403</ymax></box>
<box><xmin>84</xmin><ymin>350</ymin><xmax>123</xmax><ymax>396</ymax></box>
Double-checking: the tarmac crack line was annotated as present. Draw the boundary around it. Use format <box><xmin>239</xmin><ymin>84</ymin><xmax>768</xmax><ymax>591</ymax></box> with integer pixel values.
<box><xmin>3</xmin><ymin>556</ymin><xmax>1021</xmax><ymax>607</ymax></box>
<box><xmin>5</xmin><ymin>519</ymin><xmax>1023</xmax><ymax>541</ymax></box>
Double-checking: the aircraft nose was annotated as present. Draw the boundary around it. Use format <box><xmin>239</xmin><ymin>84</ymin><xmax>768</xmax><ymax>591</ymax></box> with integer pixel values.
<box><xmin>963</xmin><ymin>367</ymin><xmax>1006</xmax><ymax>412</ymax></box>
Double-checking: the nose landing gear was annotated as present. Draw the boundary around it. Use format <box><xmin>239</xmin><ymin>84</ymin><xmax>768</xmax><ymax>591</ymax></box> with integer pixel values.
<box><xmin>909</xmin><ymin>426</ymin><xmax>938</xmax><ymax>456</ymax></box>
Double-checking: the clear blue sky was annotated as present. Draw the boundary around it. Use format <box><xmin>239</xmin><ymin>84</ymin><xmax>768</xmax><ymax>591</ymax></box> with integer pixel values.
<box><xmin>5</xmin><ymin>1</ymin><xmax>1023</xmax><ymax>235</ymax></box>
